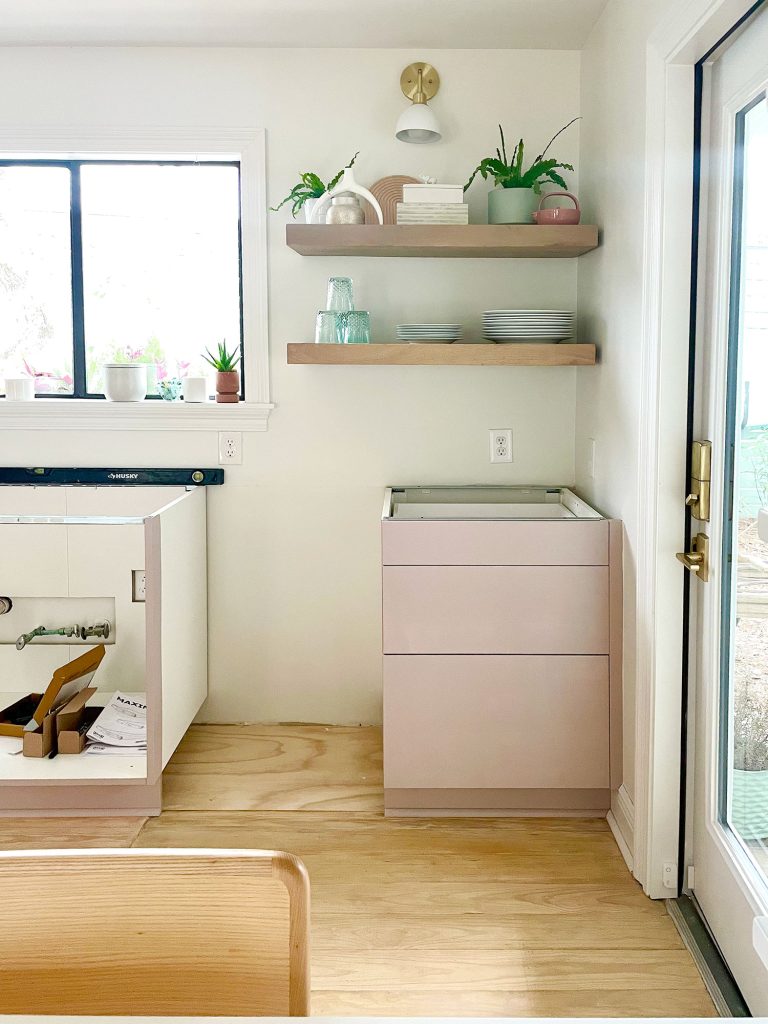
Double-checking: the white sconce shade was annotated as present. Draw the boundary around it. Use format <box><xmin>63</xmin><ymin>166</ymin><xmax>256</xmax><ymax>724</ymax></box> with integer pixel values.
<box><xmin>395</xmin><ymin>103</ymin><xmax>441</xmax><ymax>144</ymax></box>
<box><xmin>396</xmin><ymin>62</ymin><xmax>441</xmax><ymax>144</ymax></box>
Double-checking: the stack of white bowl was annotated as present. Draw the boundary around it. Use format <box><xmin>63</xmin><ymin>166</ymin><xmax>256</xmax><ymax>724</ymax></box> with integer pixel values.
<box><xmin>396</xmin><ymin>324</ymin><xmax>463</xmax><ymax>344</ymax></box>
<box><xmin>482</xmin><ymin>310</ymin><xmax>575</xmax><ymax>344</ymax></box>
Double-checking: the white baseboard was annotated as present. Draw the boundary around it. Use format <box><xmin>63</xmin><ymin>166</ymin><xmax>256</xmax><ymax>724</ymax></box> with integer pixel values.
<box><xmin>607</xmin><ymin>784</ymin><xmax>635</xmax><ymax>872</ymax></box>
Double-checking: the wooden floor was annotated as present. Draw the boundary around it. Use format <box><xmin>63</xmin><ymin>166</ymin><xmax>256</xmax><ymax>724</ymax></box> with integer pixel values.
<box><xmin>2</xmin><ymin>724</ymin><xmax>715</xmax><ymax>1017</ymax></box>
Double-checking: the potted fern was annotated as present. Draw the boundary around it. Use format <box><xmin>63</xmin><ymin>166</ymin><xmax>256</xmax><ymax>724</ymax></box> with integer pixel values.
<box><xmin>203</xmin><ymin>341</ymin><xmax>241</xmax><ymax>405</ymax></box>
<box><xmin>271</xmin><ymin>152</ymin><xmax>359</xmax><ymax>222</ymax></box>
<box><xmin>464</xmin><ymin>119</ymin><xmax>578</xmax><ymax>224</ymax></box>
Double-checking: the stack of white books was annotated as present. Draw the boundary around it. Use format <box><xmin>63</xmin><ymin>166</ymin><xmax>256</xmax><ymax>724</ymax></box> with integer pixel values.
<box><xmin>396</xmin><ymin>183</ymin><xmax>469</xmax><ymax>225</ymax></box>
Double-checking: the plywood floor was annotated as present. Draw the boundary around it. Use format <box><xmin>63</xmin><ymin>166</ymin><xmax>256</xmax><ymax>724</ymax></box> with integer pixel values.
<box><xmin>2</xmin><ymin>724</ymin><xmax>715</xmax><ymax>1017</ymax></box>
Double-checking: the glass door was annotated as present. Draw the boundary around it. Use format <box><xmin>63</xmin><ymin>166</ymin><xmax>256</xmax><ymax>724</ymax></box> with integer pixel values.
<box><xmin>688</xmin><ymin>6</ymin><xmax>768</xmax><ymax>1012</ymax></box>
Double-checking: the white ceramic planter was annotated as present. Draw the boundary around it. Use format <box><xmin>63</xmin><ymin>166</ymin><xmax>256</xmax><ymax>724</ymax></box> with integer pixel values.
<box><xmin>103</xmin><ymin>363</ymin><xmax>147</xmax><ymax>403</ymax></box>
<box><xmin>303</xmin><ymin>197</ymin><xmax>322</xmax><ymax>223</ymax></box>
<box><xmin>4</xmin><ymin>377</ymin><xmax>35</xmax><ymax>401</ymax></box>
<box><xmin>488</xmin><ymin>187</ymin><xmax>539</xmax><ymax>225</ymax></box>
<box><xmin>732</xmin><ymin>768</ymin><xmax>768</xmax><ymax>839</ymax></box>
<box><xmin>182</xmin><ymin>376</ymin><xmax>209</xmax><ymax>403</ymax></box>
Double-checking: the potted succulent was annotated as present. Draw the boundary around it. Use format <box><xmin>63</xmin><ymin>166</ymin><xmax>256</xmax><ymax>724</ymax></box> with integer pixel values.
<box><xmin>732</xmin><ymin>684</ymin><xmax>768</xmax><ymax>839</ymax></box>
<box><xmin>203</xmin><ymin>341</ymin><xmax>241</xmax><ymax>404</ymax></box>
<box><xmin>271</xmin><ymin>152</ymin><xmax>359</xmax><ymax>222</ymax></box>
<box><xmin>464</xmin><ymin>118</ymin><xmax>578</xmax><ymax>224</ymax></box>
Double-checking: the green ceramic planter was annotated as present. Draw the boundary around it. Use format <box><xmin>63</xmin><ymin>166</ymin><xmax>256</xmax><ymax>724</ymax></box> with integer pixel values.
<box><xmin>487</xmin><ymin>187</ymin><xmax>538</xmax><ymax>225</ymax></box>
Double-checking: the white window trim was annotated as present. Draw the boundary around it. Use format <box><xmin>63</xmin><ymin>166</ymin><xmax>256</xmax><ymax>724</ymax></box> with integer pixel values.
<box><xmin>0</xmin><ymin>126</ymin><xmax>272</xmax><ymax>431</ymax></box>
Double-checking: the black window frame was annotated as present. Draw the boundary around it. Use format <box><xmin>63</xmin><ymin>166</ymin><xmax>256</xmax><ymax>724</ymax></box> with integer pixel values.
<box><xmin>0</xmin><ymin>157</ymin><xmax>245</xmax><ymax>399</ymax></box>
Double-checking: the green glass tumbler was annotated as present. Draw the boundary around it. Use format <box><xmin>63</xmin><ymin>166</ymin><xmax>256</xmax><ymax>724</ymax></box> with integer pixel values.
<box><xmin>326</xmin><ymin>276</ymin><xmax>355</xmax><ymax>313</ymax></box>
<box><xmin>344</xmin><ymin>310</ymin><xmax>371</xmax><ymax>345</ymax></box>
<box><xmin>315</xmin><ymin>310</ymin><xmax>345</xmax><ymax>344</ymax></box>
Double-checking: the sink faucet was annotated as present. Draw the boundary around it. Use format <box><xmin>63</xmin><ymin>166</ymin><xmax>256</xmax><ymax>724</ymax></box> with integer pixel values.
<box><xmin>15</xmin><ymin>620</ymin><xmax>111</xmax><ymax>650</ymax></box>
<box><xmin>16</xmin><ymin>624</ymin><xmax>80</xmax><ymax>650</ymax></box>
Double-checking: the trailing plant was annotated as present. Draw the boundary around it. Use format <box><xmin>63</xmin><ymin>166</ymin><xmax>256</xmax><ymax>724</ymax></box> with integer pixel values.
<box><xmin>202</xmin><ymin>340</ymin><xmax>241</xmax><ymax>373</ymax></box>
<box><xmin>464</xmin><ymin>118</ymin><xmax>579</xmax><ymax>194</ymax></box>
<box><xmin>271</xmin><ymin>152</ymin><xmax>360</xmax><ymax>217</ymax></box>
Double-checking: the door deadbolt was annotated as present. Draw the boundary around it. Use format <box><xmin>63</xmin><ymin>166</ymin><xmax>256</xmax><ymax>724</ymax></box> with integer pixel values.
<box><xmin>676</xmin><ymin>533</ymin><xmax>709</xmax><ymax>583</ymax></box>
<box><xmin>685</xmin><ymin>441</ymin><xmax>712</xmax><ymax>522</ymax></box>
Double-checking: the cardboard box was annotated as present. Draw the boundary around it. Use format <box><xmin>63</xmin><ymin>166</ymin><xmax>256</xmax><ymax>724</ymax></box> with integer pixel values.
<box><xmin>22</xmin><ymin>713</ymin><xmax>57</xmax><ymax>758</ymax></box>
<box><xmin>0</xmin><ymin>645</ymin><xmax>106</xmax><ymax>739</ymax></box>
<box><xmin>57</xmin><ymin>688</ymin><xmax>102</xmax><ymax>755</ymax></box>
<box><xmin>23</xmin><ymin>687</ymin><xmax>101</xmax><ymax>758</ymax></box>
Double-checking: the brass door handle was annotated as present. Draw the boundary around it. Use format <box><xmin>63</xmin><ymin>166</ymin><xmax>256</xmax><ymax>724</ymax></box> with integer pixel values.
<box><xmin>676</xmin><ymin>533</ymin><xmax>709</xmax><ymax>582</ymax></box>
<box><xmin>676</xmin><ymin>551</ymin><xmax>704</xmax><ymax>570</ymax></box>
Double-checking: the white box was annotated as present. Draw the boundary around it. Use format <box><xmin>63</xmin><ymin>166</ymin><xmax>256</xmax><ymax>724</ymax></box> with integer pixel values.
<box><xmin>396</xmin><ymin>202</ymin><xmax>469</xmax><ymax>225</ymax></box>
<box><xmin>402</xmin><ymin>183</ymin><xmax>464</xmax><ymax>204</ymax></box>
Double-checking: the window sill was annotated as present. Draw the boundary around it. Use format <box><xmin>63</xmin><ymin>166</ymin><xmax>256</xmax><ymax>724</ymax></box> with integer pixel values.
<box><xmin>0</xmin><ymin>399</ymin><xmax>274</xmax><ymax>431</ymax></box>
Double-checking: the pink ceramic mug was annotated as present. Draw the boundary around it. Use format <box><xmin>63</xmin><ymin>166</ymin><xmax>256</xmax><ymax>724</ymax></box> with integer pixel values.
<box><xmin>532</xmin><ymin>192</ymin><xmax>581</xmax><ymax>225</ymax></box>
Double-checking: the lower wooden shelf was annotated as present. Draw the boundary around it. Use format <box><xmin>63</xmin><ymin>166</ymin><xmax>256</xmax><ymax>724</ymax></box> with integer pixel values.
<box><xmin>287</xmin><ymin>343</ymin><xmax>596</xmax><ymax>366</ymax></box>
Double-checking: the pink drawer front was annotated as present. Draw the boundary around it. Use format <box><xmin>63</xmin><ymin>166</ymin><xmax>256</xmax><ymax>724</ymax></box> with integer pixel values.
<box><xmin>383</xmin><ymin>655</ymin><xmax>610</xmax><ymax>789</ymax></box>
<box><xmin>382</xmin><ymin>565</ymin><xmax>609</xmax><ymax>654</ymax></box>
<box><xmin>382</xmin><ymin>519</ymin><xmax>609</xmax><ymax>566</ymax></box>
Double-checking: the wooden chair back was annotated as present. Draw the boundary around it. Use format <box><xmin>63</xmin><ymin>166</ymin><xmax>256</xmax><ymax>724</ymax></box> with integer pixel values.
<box><xmin>0</xmin><ymin>848</ymin><xmax>310</xmax><ymax>1016</ymax></box>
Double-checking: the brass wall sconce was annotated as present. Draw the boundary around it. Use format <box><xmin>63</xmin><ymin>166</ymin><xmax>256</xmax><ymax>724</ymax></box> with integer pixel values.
<box><xmin>395</xmin><ymin>62</ymin><xmax>441</xmax><ymax>144</ymax></box>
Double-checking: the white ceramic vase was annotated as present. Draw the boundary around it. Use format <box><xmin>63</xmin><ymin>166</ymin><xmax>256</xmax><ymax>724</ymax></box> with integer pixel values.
<box><xmin>103</xmin><ymin>363</ymin><xmax>147</xmax><ymax>402</ymax></box>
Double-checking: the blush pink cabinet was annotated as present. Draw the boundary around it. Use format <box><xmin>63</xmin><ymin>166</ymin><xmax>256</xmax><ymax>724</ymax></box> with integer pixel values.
<box><xmin>381</xmin><ymin>486</ymin><xmax>623</xmax><ymax>816</ymax></box>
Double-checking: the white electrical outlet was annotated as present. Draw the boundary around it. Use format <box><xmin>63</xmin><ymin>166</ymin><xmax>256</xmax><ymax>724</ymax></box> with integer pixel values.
<box><xmin>489</xmin><ymin>428</ymin><xmax>513</xmax><ymax>463</ymax></box>
<box><xmin>132</xmin><ymin>570</ymin><xmax>146</xmax><ymax>603</ymax></box>
<box><xmin>218</xmin><ymin>431</ymin><xmax>242</xmax><ymax>465</ymax></box>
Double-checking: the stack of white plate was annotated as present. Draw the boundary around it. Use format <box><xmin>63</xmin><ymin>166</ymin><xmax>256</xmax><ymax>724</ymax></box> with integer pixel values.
<box><xmin>482</xmin><ymin>310</ymin><xmax>575</xmax><ymax>344</ymax></box>
<box><xmin>396</xmin><ymin>324</ymin><xmax>463</xmax><ymax>344</ymax></box>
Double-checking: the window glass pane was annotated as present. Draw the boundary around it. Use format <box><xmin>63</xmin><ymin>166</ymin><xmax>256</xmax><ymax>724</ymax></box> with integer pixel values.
<box><xmin>0</xmin><ymin>166</ymin><xmax>74</xmax><ymax>394</ymax></box>
<box><xmin>725</xmin><ymin>95</ymin><xmax>768</xmax><ymax>874</ymax></box>
<box><xmin>80</xmin><ymin>164</ymin><xmax>242</xmax><ymax>394</ymax></box>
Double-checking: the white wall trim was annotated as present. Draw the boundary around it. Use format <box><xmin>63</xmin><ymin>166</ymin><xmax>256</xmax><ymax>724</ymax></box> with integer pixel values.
<box><xmin>0</xmin><ymin>398</ymin><xmax>273</xmax><ymax>431</ymax></box>
<box><xmin>633</xmin><ymin>0</ymin><xmax>759</xmax><ymax>898</ymax></box>
<box><xmin>608</xmin><ymin>784</ymin><xmax>636</xmax><ymax>872</ymax></box>
<box><xmin>0</xmin><ymin>126</ymin><xmax>272</xmax><ymax>425</ymax></box>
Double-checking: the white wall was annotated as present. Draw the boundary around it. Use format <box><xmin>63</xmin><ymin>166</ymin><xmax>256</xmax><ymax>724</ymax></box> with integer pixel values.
<box><xmin>0</xmin><ymin>46</ymin><xmax>582</xmax><ymax>724</ymax></box>
<box><xmin>575</xmin><ymin>0</ymin><xmax>670</xmax><ymax>805</ymax></box>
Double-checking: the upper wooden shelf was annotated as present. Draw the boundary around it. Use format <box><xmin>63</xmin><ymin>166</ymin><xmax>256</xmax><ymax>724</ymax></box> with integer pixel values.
<box><xmin>287</xmin><ymin>343</ymin><xmax>596</xmax><ymax>366</ymax></box>
<box><xmin>286</xmin><ymin>224</ymin><xmax>599</xmax><ymax>258</ymax></box>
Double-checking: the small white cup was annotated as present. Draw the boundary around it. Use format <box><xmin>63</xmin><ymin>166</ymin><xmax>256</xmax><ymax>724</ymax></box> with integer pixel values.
<box><xmin>4</xmin><ymin>377</ymin><xmax>35</xmax><ymax>401</ymax></box>
<box><xmin>182</xmin><ymin>376</ymin><xmax>210</xmax><ymax>403</ymax></box>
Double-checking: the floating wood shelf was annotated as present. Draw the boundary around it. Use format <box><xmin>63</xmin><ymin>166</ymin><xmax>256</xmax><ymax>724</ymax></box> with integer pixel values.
<box><xmin>287</xmin><ymin>344</ymin><xmax>597</xmax><ymax>366</ymax></box>
<box><xmin>286</xmin><ymin>224</ymin><xmax>599</xmax><ymax>258</ymax></box>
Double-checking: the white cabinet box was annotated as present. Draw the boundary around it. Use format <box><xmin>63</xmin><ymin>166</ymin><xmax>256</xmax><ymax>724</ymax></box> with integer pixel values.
<box><xmin>382</xmin><ymin>486</ymin><xmax>623</xmax><ymax>816</ymax></box>
<box><xmin>0</xmin><ymin>485</ymin><xmax>208</xmax><ymax>816</ymax></box>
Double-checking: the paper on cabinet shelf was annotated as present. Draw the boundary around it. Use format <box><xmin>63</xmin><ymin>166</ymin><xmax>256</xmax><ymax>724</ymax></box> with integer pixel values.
<box><xmin>83</xmin><ymin>741</ymin><xmax>146</xmax><ymax>756</ymax></box>
<box><xmin>86</xmin><ymin>691</ymin><xmax>147</xmax><ymax>748</ymax></box>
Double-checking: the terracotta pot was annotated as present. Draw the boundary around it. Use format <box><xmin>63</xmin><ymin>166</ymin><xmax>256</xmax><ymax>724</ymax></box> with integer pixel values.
<box><xmin>216</xmin><ymin>370</ymin><xmax>240</xmax><ymax>404</ymax></box>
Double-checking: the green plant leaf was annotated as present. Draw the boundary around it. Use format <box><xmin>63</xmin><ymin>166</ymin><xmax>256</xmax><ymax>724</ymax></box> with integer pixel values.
<box><xmin>327</xmin><ymin>151</ymin><xmax>359</xmax><ymax>192</ymax></box>
<box><xmin>544</xmin><ymin>170</ymin><xmax>569</xmax><ymax>191</ymax></box>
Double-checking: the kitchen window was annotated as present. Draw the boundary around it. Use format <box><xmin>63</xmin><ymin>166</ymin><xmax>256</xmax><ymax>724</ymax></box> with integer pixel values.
<box><xmin>0</xmin><ymin>128</ymin><xmax>270</xmax><ymax>430</ymax></box>
<box><xmin>0</xmin><ymin>159</ymin><xmax>243</xmax><ymax>399</ymax></box>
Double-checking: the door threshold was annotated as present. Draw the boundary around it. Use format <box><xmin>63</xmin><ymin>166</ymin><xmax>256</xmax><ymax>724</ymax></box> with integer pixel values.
<box><xmin>667</xmin><ymin>894</ymin><xmax>750</xmax><ymax>1016</ymax></box>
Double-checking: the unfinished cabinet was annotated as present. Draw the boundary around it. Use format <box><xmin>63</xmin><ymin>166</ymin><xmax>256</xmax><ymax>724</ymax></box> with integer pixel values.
<box><xmin>0</xmin><ymin>484</ymin><xmax>209</xmax><ymax>816</ymax></box>
<box><xmin>381</xmin><ymin>486</ymin><xmax>622</xmax><ymax>816</ymax></box>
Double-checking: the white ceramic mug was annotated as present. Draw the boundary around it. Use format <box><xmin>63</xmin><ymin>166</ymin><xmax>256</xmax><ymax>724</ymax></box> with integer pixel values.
<box><xmin>182</xmin><ymin>376</ymin><xmax>209</xmax><ymax>403</ymax></box>
<box><xmin>4</xmin><ymin>377</ymin><xmax>35</xmax><ymax>401</ymax></box>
